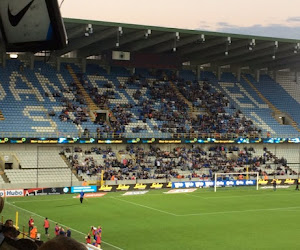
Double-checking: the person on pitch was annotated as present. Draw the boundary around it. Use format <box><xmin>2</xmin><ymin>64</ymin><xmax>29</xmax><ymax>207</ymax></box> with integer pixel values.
<box><xmin>273</xmin><ymin>179</ymin><xmax>277</xmax><ymax>191</ymax></box>
<box><xmin>80</xmin><ymin>190</ymin><xmax>85</xmax><ymax>204</ymax></box>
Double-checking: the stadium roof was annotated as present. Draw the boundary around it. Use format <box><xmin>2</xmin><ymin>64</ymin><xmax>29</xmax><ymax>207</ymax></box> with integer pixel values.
<box><xmin>60</xmin><ymin>18</ymin><xmax>300</xmax><ymax>70</ymax></box>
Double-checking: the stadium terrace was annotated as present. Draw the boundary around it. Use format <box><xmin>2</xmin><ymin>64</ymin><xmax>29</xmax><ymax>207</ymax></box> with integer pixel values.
<box><xmin>1</xmin><ymin>17</ymin><xmax>300</xmax><ymax>250</ymax></box>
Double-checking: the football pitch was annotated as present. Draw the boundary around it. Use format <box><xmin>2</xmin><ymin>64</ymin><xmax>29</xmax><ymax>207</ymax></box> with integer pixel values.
<box><xmin>3</xmin><ymin>187</ymin><xmax>300</xmax><ymax>250</ymax></box>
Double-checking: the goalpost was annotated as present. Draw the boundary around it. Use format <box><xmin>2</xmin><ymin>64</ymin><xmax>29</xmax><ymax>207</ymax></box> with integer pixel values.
<box><xmin>214</xmin><ymin>172</ymin><xmax>259</xmax><ymax>192</ymax></box>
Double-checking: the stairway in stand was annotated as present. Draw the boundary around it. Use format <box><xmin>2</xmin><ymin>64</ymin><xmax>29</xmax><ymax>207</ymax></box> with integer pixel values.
<box><xmin>67</xmin><ymin>65</ymin><xmax>98</xmax><ymax>122</ymax></box>
<box><xmin>242</xmin><ymin>75</ymin><xmax>300</xmax><ymax>132</ymax></box>
<box><xmin>0</xmin><ymin>110</ymin><xmax>4</xmax><ymax>121</ymax></box>
<box><xmin>169</xmin><ymin>81</ymin><xmax>194</xmax><ymax>116</ymax></box>
<box><xmin>67</xmin><ymin>65</ymin><xmax>116</xmax><ymax>132</ymax></box>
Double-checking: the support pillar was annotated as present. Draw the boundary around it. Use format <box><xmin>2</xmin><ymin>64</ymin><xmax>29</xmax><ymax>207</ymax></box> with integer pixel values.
<box><xmin>56</xmin><ymin>57</ymin><xmax>61</xmax><ymax>72</ymax></box>
<box><xmin>29</xmin><ymin>53</ymin><xmax>34</xmax><ymax>70</ymax></box>
<box><xmin>217</xmin><ymin>66</ymin><xmax>221</xmax><ymax>81</ymax></box>
<box><xmin>106</xmin><ymin>66</ymin><xmax>111</xmax><ymax>74</ymax></box>
<box><xmin>273</xmin><ymin>71</ymin><xmax>278</xmax><ymax>82</ymax></box>
<box><xmin>196</xmin><ymin>65</ymin><xmax>201</xmax><ymax>81</ymax></box>
<box><xmin>1</xmin><ymin>52</ymin><xmax>6</xmax><ymax>68</ymax></box>
<box><xmin>255</xmin><ymin>69</ymin><xmax>260</xmax><ymax>82</ymax></box>
<box><xmin>296</xmin><ymin>72</ymin><xmax>300</xmax><ymax>85</ymax></box>
<box><xmin>236</xmin><ymin>67</ymin><xmax>241</xmax><ymax>82</ymax></box>
<box><xmin>81</xmin><ymin>58</ymin><xmax>86</xmax><ymax>73</ymax></box>
<box><xmin>130</xmin><ymin>67</ymin><xmax>135</xmax><ymax>75</ymax></box>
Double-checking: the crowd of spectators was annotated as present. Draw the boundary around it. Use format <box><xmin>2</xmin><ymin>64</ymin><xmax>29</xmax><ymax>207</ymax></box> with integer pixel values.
<box><xmin>46</xmin><ymin>68</ymin><xmax>267</xmax><ymax>139</ymax></box>
<box><xmin>176</xmin><ymin>80</ymin><xmax>261</xmax><ymax>136</ymax></box>
<box><xmin>64</xmin><ymin>145</ymin><xmax>293</xmax><ymax>181</ymax></box>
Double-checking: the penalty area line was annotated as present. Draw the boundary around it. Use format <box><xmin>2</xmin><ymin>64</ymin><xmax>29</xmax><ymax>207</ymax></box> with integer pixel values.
<box><xmin>111</xmin><ymin>197</ymin><xmax>177</xmax><ymax>216</ymax></box>
<box><xmin>177</xmin><ymin>206</ymin><xmax>300</xmax><ymax>217</ymax></box>
<box><xmin>6</xmin><ymin>201</ymin><xmax>124</xmax><ymax>250</ymax></box>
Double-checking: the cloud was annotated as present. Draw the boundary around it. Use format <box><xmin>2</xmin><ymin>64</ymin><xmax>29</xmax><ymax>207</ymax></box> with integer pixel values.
<box><xmin>215</xmin><ymin>23</ymin><xmax>300</xmax><ymax>39</ymax></box>
<box><xmin>287</xmin><ymin>17</ymin><xmax>300</xmax><ymax>23</ymax></box>
<box><xmin>216</xmin><ymin>22</ymin><xmax>237</xmax><ymax>28</ymax></box>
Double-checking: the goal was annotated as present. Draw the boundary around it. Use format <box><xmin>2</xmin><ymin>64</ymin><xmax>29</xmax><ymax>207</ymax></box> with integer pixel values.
<box><xmin>214</xmin><ymin>172</ymin><xmax>259</xmax><ymax>192</ymax></box>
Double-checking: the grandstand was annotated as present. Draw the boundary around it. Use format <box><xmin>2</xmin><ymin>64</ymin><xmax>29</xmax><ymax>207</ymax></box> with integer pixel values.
<box><xmin>1</xmin><ymin>17</ymin><xmax>300</xmax><ymax>250</ymax></box>
<box><xmin>0</xmin><ymin>15</ymin><xmax>299</xmax><ymax>198</ymax></box>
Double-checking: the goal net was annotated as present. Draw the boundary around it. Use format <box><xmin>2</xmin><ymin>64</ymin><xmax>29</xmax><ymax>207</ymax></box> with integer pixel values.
<box><xmin>214</xmin><ymin>172</ymin><xmax>259</xmax><ymax>192</ymax></box>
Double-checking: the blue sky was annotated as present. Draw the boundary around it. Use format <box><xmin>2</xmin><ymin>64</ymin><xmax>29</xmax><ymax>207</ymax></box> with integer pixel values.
<box><xmin>61</xmin><ymin>0</ymin><xmax>300</xmax><ymax>39</ymax></box>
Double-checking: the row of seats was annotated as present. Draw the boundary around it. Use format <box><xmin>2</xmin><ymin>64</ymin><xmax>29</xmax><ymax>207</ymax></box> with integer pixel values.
<box><xmin>0</xmin><ymin>60</ymin><xmax>299</xmax><ymax>138</ymax></box>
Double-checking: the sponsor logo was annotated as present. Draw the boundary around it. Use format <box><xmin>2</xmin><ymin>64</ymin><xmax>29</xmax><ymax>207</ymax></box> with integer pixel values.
<box><xmin>24</xmin><ymin>187</ymin><xmax>65</xmax><ymax>196</ymax></box>
<box><xmin>166</xmin><ymin>182</ymin><xmax>172</xmax><ymax>188</ymax></box>
<box><xmin>258</xmin><ymin>179</ymin><xmax>268</xmax><ymax>185</ymax></box>
<box><xmin>284</xmin><ymin>179</ymin><xmax>295</xmax><ymax>185</ymax></box>
<box><xmin>185</xmin><ymin>182</ymin><xmax>195</xmax><ymax>188</ymax></box>
<box><xmin>63</xmin><ymin>187</ymin><xmax>69</xmax><ymax>193</ymax></box>
<box><xmin>99</xmin><ymin>185</ymin><xmax>112</xmax><ymax>192</ymax></box>
<box><xmin>216</xmin><ymin>181</ymin><xmax>225</xmax><ymax>186</ymax></box>
<box><xmin>24</xmin><ymin>188</ymin><xmax>43</xmax><ymax>196</ymax></box>
<box><xmin>74</xmin><ymin>193</ymin><xmax>107</xmax><ymax>198</ymax></box>
<box><xmin>150</xmin><ymin>183</ymin><xmax>163</xmax><ymax>189</ymax></box>
<box><xmin>123</xmin><ymin>191</ymin><xmax>148</xmax><ymax>196</ymax></box>
<box><xmin>71</xmin><ymin>186</ymin><xmax>97</xmax><ymax>193</ymax></box>
<box><xmin>226</xmin><ymin>181</ymin><xmax>235</xmax><ymax>186</ymax></box>
<box><xmin>246</xmin><ymin>180</ymin><xmax>254</xmax><ymax>185</ymax></box>
<box><xmin>236</xmin><ymin>180</ymin><xmax>245</xmax><ymax>186</ymax></box>
<box><xmin>8</xmin><ymin>0</ymin><xmax>35</xmax><ymax>27</ymax></box>
<box><xmin>0</xmin><ymin>190</ymin><xmax>5</xmax><ymax>197</ymax></box>
<box><xmin>165</xmin><ymin>189</ymin><xmax>197</xmax><ymax>194</ymax></box>
<box><xmin>173</xmin><ymin>182</ymin><xmax>184</xmax><ymax>188</ymax></box>
<box><xmin>6</xmin><ymin>189</ymin><xmax>24</xmax><ymax>197</ymax></box>
<box><xmin>195</xmin><ymin>182</ymin><xmax>205</xmax><ymax>188</ymax></box>
<box><xmin>271</xmin><ymin>179</ymin><xmax>282</xmax><ymax>185</ymax></box>
<box><xmin>205</xmin><ymin>181</ymin><xmax>214</xmax><ymax>187</ymax></box>
<box><xmin>116</xmin><ymin>184</ymin><xmax>130</xmax><ymax>191</ymax></box>
<box><xmin>134</xmin><ymin>183</ymin><xmax>146</xmax><ymax>190</ymax></box>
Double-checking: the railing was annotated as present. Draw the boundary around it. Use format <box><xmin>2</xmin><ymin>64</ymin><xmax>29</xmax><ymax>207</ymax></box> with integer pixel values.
<box><xmin>0</xmin><ymin>131</ymin><xmax>299</xmax><ymax>139</ymax></box>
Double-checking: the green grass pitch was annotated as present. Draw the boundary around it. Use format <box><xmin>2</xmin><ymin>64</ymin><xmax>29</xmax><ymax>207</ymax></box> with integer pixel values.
<box><xmin>3</xmin><ymin>187</ymin><xmax>300</xmax><ymax>250</ymax></box>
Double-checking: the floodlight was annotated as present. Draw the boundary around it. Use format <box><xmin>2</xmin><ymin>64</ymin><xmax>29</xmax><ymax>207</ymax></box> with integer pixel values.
<box><xmin>9</xmin><ymin>53</ymin><xmax>18</xmax><ymax>59</ymax></box>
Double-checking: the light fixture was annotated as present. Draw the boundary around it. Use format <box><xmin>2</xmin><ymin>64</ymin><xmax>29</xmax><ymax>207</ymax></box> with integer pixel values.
<box><xmin>116</xmin><ymin>27</ymin><xmax>123</xmax><ymax>48</ymax></box>
<box><xmin>9</xmin><ymin>53</ymin><xmax>18</xmax><ymax>59</ymax></box>
<box><xmin>145</xmin><ymin>29</ymin><xmax>151</xmax><ymax>39</ymax></box>
<box><xmin>85</xmin><ymin>24</ymin><xmax>93</xmax><ymax>37</ymax></box>
<box><xmin>172</xmin><ymin>32</ymin><xmax>180</xmax><ymax>52</ymax></box>
<box><xmin>248</xmin><ymin>38</ymin><xmax>255</xmax><ymax>50</ymax></box>
<box><xmin>272</xmin><ymin>41</ymin><xmax>278</xmax><ymax>59</ymax></box>
<box><xmin>227</xmin><ymin>37</ymin><xmax>231</xmax><ymax>45</ymax></box>
<box><xmin>294</xmin><ymin>43</ymin><xmax>300</xmax><ymax>54</ymax></box>
<box><xmin>201</xmin><ymin>34</ymin><xmax>205</xmax><ymax>43</ymax></box>
<box><xmin>118</xmin><ymin>26</ymin><xmax>123</xmax><ymax>36</ymax></box>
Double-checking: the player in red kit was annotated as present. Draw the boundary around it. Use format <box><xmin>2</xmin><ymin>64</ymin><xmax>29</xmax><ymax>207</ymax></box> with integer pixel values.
<box><xmin>44</xmin><ymin>217</ymin><xmax>50</xmax><ymax>237</ymax></box>
<box><xmin>54</xmin><ymin>223</ymin><xmax>59</xmax><ymax>236</ymax></box>
<box><xmin>28</xmin><ymin>216</ymin><xmax>34</xmax><ymax>235</ymax></box>
<box><xmin>85</xmin><ymin>233</ymin><xmax>91</xmax><ymax>244</ymax></box>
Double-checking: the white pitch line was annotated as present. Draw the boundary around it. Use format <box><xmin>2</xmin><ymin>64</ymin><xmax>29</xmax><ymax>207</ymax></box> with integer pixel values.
<box><xmin>6</xmin><ymin>202</ymin><xmax>124</xmax><ymax>250</ymax></box>
<box><xmin>184</xmin><ymin>192</ymin><xmax>300</xmax><ymax>200</ymax></box>
<box><xmin>11</xmin><ymin>198</ymin><xmax>75</xmax><ymax>203</ymax></box>
<box><xmin>177</xmin><ymin>206</ymin><xmax>300</xmax><ymax>217</ymax></box>
<box><xmin>111</xmin><ymin>197</ymin><xmax>177</xmax><ymax>216</ymax></box>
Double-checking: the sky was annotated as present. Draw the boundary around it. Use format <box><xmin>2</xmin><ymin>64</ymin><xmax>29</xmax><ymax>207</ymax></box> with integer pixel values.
<box><xmin>60</xmin><ymin>0</ymin><xmax>300</xmax><ymax>39</ymax></box>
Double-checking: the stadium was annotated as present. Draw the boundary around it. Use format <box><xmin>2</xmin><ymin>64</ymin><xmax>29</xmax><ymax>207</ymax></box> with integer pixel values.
<box><xmin>1</xmin><ymin>1</ymin><xmax>300</xmax><ymax>250</ymax></box>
